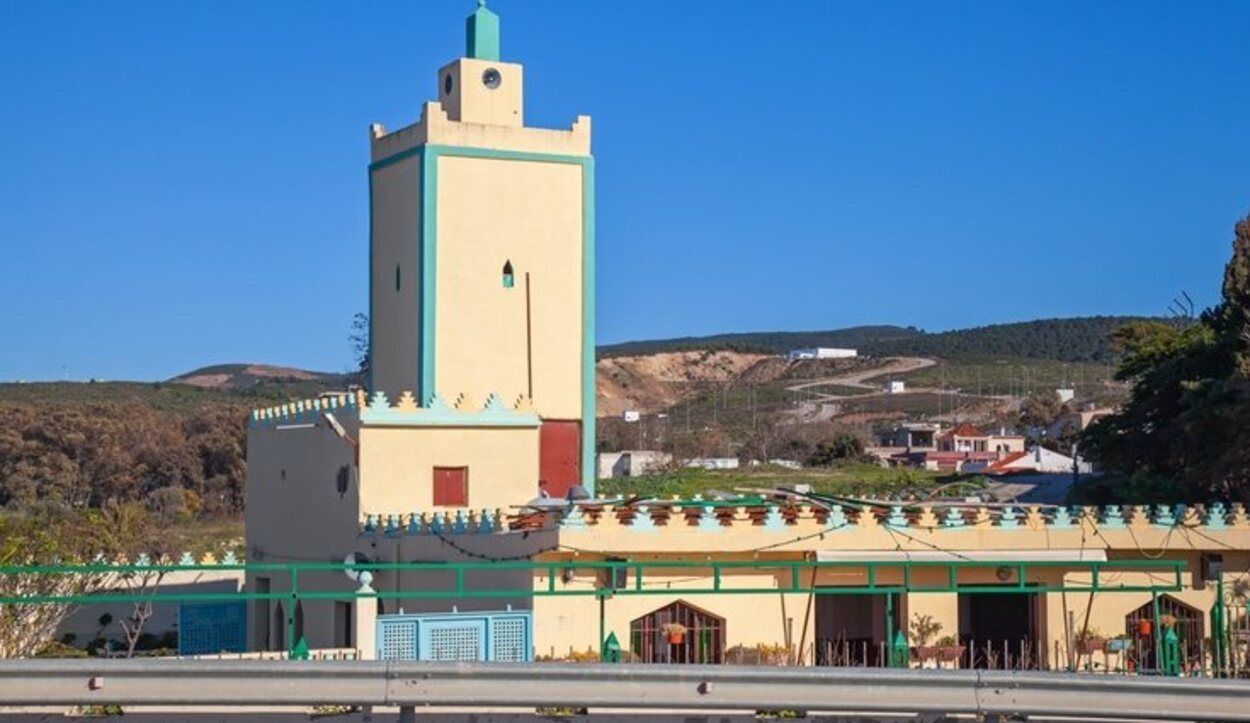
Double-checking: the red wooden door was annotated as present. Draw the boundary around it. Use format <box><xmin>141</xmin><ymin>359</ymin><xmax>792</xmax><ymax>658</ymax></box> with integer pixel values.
<box><xmin>433</xmin><ymin>466</ymin><xmax>468</xmax><ymax>507</ymax></box>
<box><xmin>539</xmin><ymin>421</ymin><xmax>581</xmax><ymax>499</ymax></box>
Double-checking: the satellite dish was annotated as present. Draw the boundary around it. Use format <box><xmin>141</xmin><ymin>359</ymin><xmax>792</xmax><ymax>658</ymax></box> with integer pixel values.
<box><xmin>343</xmin><ymin>552</ymin><xmax>374</xmax><ymax>592</ymax></box>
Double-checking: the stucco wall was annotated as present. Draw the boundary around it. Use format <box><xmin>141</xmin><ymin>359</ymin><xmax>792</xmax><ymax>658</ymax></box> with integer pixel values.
<box><xmin>244</xmin><ymin>419</ymin><xmax>361</xmax><ymax>650</ymax></box>
<box><xmin>357</xmin><ymin>424</ymin><xmax>540</xmax><ymax>513</ymax></box>
<box><xmin>434</xmin><ymin>155</ymin><xmax>583</xmax><ymax>420</ymax></box>
<box><xmin>369</xmin><ymin>156</ymin><xmax>421</xmax><ymax>401</ymax></box>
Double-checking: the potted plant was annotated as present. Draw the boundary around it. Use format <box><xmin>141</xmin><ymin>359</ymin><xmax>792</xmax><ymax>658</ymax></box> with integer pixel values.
<box><xmin>935</xmin><ymin>635</ymin><xmax>965</xmax><ymax>663</ymax></box>
<box><xmin>1159</xmin><ymin>614</ymin><xmax>1178</xmax><ymax>630</ymax></box>
<box><xmin>1076</xmin><ymin>628</ymin><xmax>1107</xmax><ymax>655</ymax></box>
<box><xmin>660</xmin><ymin>622</ymin><xmax>687</xmax><ymax>645</ymax></box>
<box><xmin>909</xmin><ymin>613</ymin><xmax>943</xmax><ymax>660</ymax></box>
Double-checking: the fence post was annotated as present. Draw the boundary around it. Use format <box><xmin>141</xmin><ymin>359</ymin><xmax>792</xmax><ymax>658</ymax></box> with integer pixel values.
<box><xmin>1161</xmin><ymin>626</ymin><xmax>1180</xmax><ymax>676</ymax></box>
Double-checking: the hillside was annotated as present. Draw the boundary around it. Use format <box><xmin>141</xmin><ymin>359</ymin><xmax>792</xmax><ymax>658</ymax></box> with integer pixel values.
<box><xmin>169</xmin><ymin>364</ymin><xmax>351</xmax><ymax>394</ymax></box>
<box><xmin>600</xmin><ymin>316</ymin><xmax>1167</xmax><ymax>364</ymax></box>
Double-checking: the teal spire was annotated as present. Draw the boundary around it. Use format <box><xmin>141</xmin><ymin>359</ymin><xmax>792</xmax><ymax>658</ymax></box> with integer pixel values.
<box><xmin>466</xmin><ymin>0</ymin><xmax>500</xmax><ymax>61</ymax></box>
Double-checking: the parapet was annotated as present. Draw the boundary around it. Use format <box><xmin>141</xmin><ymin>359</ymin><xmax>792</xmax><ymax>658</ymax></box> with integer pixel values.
<box><xmin>371</xmin><ymin>102</ymin><xmax>591</xmax><ymax>164</ymax></box>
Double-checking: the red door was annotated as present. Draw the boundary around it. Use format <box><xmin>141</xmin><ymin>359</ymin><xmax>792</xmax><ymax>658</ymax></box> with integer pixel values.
<box><xmin>539</xmin><ymin>421</ymin><xmax>581</xmax><ymax>499</ymax></box>
<box><xmin>433</xmin><ymin>466</ymin><xmax>468</xmax><ymax>507</ymax></box>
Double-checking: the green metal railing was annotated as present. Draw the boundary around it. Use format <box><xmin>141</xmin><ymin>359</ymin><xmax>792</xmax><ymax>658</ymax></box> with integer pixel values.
<box><xmin>0</xmin><ymin>558</ymin><xmax>1188</xmax><ymax>663</ymax></box>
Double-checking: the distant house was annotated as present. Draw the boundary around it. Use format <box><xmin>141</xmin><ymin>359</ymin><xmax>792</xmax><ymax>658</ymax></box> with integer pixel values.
<box><xmin>978</xmin><ymin>446</ymin><xmax>1093</xmax><ymax>475</ymax></box>
<box><xmin>787</xmin><ymin>347</ymin><xmax>858</xmax><ymax>360</ymax></box>
<box><xmin>879</xmin><ymin>422</ymin><xmax>941</xmax><ymax>450</ymax></box>
<box><xmin>884</xmin><ymin>380</ymin><xmax>905</xmax><ymax>394</ymax></box>
<box><xmin>1046</xmin><ymin>407</ymin><xmax>1114</xmax><ymax>440</ymax></box>
<box><xmin>882</xmin><ymin>424</ymin><xmax>1026</xmax><ymax>472</ymax></box>
<box><xmin>937</xmin><ymin>424</ymin><xmax>1025</xmax><ymax>455</ymax></box>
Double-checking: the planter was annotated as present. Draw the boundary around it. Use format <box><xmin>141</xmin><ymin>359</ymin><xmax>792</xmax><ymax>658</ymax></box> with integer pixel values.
<box><xmin>937</xmin><ymin>645</ymin><xmax>965</xmax><ymax>663</ymax></box>
<box><xmin>1137</xmin><ymin>620</ymin><xmax>1152</xmax><ymax>636</ymax></box>
<box><xmin>914</xmin><ymin>646</ymin><xmax>940</xmax><ymax>660</ymax></box>
<box><xmin>1106</xmin><ymin>638</ymin><xmax>1131</xmax><ymax>653</ymax></box>
<box><xmin>1077</xmin><ymin>639</ymin><xmax>1107</xmax><ymax>655</ymax></box>
<box><xmin>667</xmin><ymin>632</ymin><xmax>685</xmax><ymax>645</ymax></box>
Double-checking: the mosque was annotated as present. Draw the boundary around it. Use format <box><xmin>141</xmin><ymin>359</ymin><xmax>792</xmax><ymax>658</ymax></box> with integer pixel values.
<box><xmin>243</xmin><ymin>3</ymin><xmax>1250</xmax><ymax>670</ymax></box>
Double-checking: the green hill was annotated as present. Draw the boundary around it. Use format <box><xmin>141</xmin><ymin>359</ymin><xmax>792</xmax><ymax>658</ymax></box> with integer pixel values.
<box><xmin>599</xmin><ymin>316</ymin><xmax>1172</xmax><ymax>363</ymax></box>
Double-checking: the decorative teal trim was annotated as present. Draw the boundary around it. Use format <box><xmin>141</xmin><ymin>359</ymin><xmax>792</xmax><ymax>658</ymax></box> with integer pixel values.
<box><xmin>359</xmin><ymin>391</ymin><xmax>539</xmax><ymax>428</ymax></box>
<box><xmin>419</xmin><ymin>149</ymin><xmax>437</xmax><ymax>401</ymax></box>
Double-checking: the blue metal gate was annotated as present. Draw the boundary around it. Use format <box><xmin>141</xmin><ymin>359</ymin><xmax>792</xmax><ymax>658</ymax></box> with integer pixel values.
<box><xmin>377</xmin><ymin>609</ymin><xmax>531</xmax><ymax>662</ymax></box>
<box><xmin>178</xmin><ymin>601</ymin><xmax>247</xmax><ymax>656</ymax></box>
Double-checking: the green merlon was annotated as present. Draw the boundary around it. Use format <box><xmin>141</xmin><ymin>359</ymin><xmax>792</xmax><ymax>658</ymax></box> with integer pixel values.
<box><xmin>467</xmin><ymin>0</ymin><xmax>500</xmax><ymax>61</ymax></box>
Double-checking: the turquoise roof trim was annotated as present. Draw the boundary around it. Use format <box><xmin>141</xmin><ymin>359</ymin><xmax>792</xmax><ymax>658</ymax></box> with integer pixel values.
<box><xmin>359</xmin><ymin>391</ymin><xmax>539</xmax><ymax>428</ymax></box>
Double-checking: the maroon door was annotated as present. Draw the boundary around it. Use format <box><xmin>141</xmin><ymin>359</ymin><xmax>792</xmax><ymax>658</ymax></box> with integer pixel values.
<box><xmin>539</xmin><ymin>421</ymin><xmax>581</xmax><ymax>499</ymax></box>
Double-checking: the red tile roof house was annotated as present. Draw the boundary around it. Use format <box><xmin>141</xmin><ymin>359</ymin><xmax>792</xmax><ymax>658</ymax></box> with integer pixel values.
<box><xmin>894</xmin><ymin>424</ymin><xmax>1026</xmax><ymax>471</ymax></box>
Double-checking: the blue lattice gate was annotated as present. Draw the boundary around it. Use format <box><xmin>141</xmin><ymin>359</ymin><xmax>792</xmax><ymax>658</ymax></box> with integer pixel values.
<box><xmin>178</xmin><ymin>601</ymin><xmax>247</xmax><ymax>656</ymax></box>
<box><xmin>377</xmin><ymin>609</ymin><xmax>531</xmax><ymax>662</ymax></box>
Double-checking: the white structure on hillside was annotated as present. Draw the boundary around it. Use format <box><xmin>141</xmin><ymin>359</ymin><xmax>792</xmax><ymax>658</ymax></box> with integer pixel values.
<box><xmin>597</xmin><ymin>450</ymin><xmax>671</xmax><ymax>479</ymax></box>
<box><xmin>787</xmin><ymin>347</ymin><xmax>858</xmax><ymax>360</ymax></box>
<box><xmin>686</xmin><ymin>457</ymin><xmax>740</xmax><ymax>470</ymax></box>
<box><xmin>885</xmin><ymin>380</ymin><xmax>905</xmax><ymax>394</ymax></box>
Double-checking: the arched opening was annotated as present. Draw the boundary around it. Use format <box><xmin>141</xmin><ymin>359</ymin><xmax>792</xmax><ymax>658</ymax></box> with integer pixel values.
<box><xmin>1125</xmin><ymin>594</ymin><xmax>1204</xmax><ymax>669</ymax></box>
<box><xmin>630</xmin><ymin>600</ymin><xmax>724</xmax><ymax>664</ymax></box>
<box><xmin>272</xmin><ymin>602</ymin><xmax>286</xmax><ymax>652</ymax></box>
<box><xmin>502</xmin><ymin>260</ymin><xmax>514</xmax><ymax>288</ymax></box>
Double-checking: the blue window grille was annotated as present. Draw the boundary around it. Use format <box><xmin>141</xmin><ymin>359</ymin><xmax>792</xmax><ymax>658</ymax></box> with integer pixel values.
<box><xmin>178</xmin><ymin>601</ymin><xmax>247</xmax><ymax>656</ymax></box>
<box><xmin>377</xmin><ymin>608</ymin><xmax>531</xmax><ymax>662</ymax></box>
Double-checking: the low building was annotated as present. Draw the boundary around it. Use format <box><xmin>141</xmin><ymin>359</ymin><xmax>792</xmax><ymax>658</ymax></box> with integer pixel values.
<box><xmin>980</xmin><ymin>446</ymin><xmax>1093</xmax><ymax>475</ymax></box>
<box><xmin>885</xmin><ymin>380</ymin><xmax>905</xmax><ymax>394</ymax></box>
<box><xmin>880</xmin><ymin>422</ymin><xmax>941</xmax><ymax>450</ymax></box>
<box><xmin>597</xmin><ymin>450</ymin><xmax>672</xmax><ymax>479</ymax></box>
<box><xmin>686</xmin><ymin>457</ymin><xmax>740</xmax><ymax>470</ymax></box>
<box><xmin>787</xmin><ymin>348</ymin><xmax>858</xmax><ymax>360</ymax></box>
<box><xmin>1047</xmin><ymin>407</ymin><xmax>1114</xmax><ymax>440</ymax></box>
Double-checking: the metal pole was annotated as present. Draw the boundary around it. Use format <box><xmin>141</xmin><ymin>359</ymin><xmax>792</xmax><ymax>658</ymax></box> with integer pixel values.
<box><xmin>1152</xmin><ymin>590</ymin><xmax>1161</xmax><ymax>675</ymax></box>
<box><xmin>598</xmin><ymin>592</ymin><xmax>606</xmax><ymax>660</ymax></box>
<box><xmin>287</xmin><ymin>568</ymin><xmax>299</xmax><ymax>659</ymax></box>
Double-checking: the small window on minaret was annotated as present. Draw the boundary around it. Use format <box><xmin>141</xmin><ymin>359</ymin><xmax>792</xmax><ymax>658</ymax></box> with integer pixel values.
<box><xmin>395</xmin><ymin>265</ymin><xmax>401</xmax><ymax>292</ymax></box>
<box><xmin>502</xmin><ymin>261</ymin><xmax>514</xmax><ymax>288</ymax></box>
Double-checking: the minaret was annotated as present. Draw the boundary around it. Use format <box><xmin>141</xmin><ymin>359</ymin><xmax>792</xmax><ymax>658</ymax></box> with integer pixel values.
<box><xmin>366</xmin><ymin>1</ymin><xmax>596</xmax><ymax>496</ymax></box>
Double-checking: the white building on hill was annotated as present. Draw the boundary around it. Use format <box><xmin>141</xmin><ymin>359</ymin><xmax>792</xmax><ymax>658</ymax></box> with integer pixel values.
<box><xmin>787</xmin><ymin>347</ymin><xmax>858</xmax><ymax>360</ymax></box>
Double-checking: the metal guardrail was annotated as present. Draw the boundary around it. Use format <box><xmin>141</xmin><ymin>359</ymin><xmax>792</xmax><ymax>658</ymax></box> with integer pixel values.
<box><xmin>1</xmin><ymin>661</ymin><xmax>1249</xmax><ymax>720</ymax></box>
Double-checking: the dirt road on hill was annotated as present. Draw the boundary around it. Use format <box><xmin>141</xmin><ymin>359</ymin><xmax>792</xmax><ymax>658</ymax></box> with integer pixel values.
<box><xmin>786</xmin><ymin>356</ymin><xmax>937</xmax><ymax>422</ymax></box>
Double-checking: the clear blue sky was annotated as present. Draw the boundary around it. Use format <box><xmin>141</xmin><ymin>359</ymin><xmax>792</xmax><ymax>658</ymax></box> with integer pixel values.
<box><xmin>2</xmin><ymin>1</ymin><xmax>1247</xmax><ymax>381</ymax></box>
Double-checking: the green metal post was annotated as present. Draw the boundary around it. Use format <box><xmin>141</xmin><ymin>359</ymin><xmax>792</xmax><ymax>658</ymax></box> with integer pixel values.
<box><xmin>287</xmin><ymin>568</ymin><xmax>298</xmax><ymax>659</ymax></box>
<box><xmin>885</xmin><ymin>593</ymin><xmax>895</xmax><ymax>667</ymax></box>
<box><xmin>598</xmin><ymin>591</ymin><xmax>606</xmax><ymax>660</ymax></box>
<box><xmin>1151</xmin><ymin>590</ymin><xmax>1161</xmax><ymax>675</ymax></box>
<box><xmin>1161</xmin><ymin>626</ymin><xmax>1180</xmax><ymax>676</ymax></box>
<box><xmin>1212</xmin><ymin>569</ymin><xmax>1226</xmax><ymax>676</ymax></box>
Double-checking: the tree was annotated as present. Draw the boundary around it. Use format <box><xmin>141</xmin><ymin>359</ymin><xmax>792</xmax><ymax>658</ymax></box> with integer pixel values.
<box><xmin>1080</xmin><ymin>212</ymin><xmax>1250</xmax><ymax>502</ymax></box>
<box><xmin>349</xmin><ymin>312</ymin><xmax>370</xmax><ymax>381</ymax></box>
<box><xmin>1019</xmin><ymin>390</ymin><xmax>1063</xmax><ymax>430</ymax></box>
<box><xmin>0</xmin><ymin>511</ymin><xmax>129</xmax><ymax>658</ymax></box>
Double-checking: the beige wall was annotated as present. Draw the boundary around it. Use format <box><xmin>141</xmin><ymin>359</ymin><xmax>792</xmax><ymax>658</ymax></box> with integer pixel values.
<box><xmin>437</xmin><ymin>58</ymin><xmax>524</xmax><ymax>127</ymax></box>
<box><xmin>358</xmin><ymin>424</ymin><xmax>540</xmax><ymax>513</ymax></box>
<box><xmin>244</xmin><ymin>420</ymin><xmax>362</xmax><ymax>651</ymax></box>
<box><xmin>434</xmin><ymin>155</ymin><xmax>584</xmax><ymax>420</ymax></box>
<box><xmin>369</xmin><ymin>156</ymin><xmax>421</xmax><ymax>401</ymax></box>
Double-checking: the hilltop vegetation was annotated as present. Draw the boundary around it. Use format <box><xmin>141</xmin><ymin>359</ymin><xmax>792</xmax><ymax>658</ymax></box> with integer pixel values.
<box><xmin>600</xmin><ymin>317</ymin><xmax>1163</xmax><ymax>363</ymax></box>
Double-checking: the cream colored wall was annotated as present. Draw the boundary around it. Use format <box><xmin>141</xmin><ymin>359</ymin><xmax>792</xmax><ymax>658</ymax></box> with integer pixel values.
<box><xmin>437</xmin><ymin>58</ymin><xmax>524</xmax><ymax>127</ymax></box>
<box><xmin>533</xmin><ymin>568</ymin><xmax>812</xmax><ymax>659</ymax></box>
<box><xmin>369</xmin><ymin>155</ymin><xmax>421</xmax><ymax>401</ymax></box>
<box><xmin>434</xmin><ymin>155</ymin><xmax>584</xmax><ymax>420</ymax></box>
<box><xmin>371</xmin><ymin>103</ymin><xmax>590</xmax><ymax>164</ymax></box>
<box><xmin>357</xmin><ymin>424</ymin><xmax>540</xmax><ymax>513</ymax></box>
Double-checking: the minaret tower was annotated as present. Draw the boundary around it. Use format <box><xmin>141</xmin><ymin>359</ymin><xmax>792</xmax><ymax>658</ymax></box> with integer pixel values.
<box><xmin>366</xmin><ymin>1</ymin><xmax>595</xmax><ymax>496</ymax></box>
